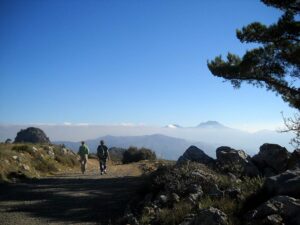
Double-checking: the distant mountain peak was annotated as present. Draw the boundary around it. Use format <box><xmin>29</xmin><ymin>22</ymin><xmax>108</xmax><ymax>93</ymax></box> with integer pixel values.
<box><xmin>197</xmin><ymin>121</ymin><xmax>226</xmax><ymax>128</ymax></box>
<box><xmin>165</xmin><ymin>124</ymin><xmax>181</xmax><ymax>129</ymax></box>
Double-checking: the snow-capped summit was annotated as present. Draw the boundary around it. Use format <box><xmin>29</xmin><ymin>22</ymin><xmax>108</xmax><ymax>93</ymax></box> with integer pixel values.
<box><xmin>165</xmin><ymin>124</ymin><xmax>181</xmax><ymax>129</ymax></box>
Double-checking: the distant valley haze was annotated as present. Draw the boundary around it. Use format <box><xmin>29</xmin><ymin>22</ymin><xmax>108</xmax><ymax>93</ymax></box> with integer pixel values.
<box><xmin>0</xmin><ymin>121</ymin><xmax>294</xmax><ymax>159</ymax></box>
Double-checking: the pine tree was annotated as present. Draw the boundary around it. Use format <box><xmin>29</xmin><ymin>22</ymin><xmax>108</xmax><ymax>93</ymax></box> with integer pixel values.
<box><xmin>207</xmin><ymin>0</ymin><xmax>300</xmax><ymax>109</ymax></box>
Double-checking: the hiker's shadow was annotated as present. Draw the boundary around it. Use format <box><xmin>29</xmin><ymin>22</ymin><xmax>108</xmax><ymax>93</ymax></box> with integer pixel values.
<box><xmin>0</xmin><ymin>176</ymin><xmax>144</xmax><ymax>224</ymax></box>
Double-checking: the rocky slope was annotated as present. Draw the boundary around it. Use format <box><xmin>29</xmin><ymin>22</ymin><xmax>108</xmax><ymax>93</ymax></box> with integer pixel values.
<box><xmin>121</xmin><ymin>144</ymin><xmax>300</xmax><ymax>225</ymax></box>
<box><xmin>0</xmin><ymin>143</ymin><xmax>79</xmax><ymax>182</ymax></box>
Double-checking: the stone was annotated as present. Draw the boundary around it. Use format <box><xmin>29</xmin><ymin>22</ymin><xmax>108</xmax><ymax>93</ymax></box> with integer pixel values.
<box><xmin>288</xmin><ymin>149</ymin><xmax>300</xmax><ymax>170</ymax></box>
<box><xmin>179</xmin><ymin>214</ymin><xmax>197</xmax><ymax>225</ymax></box>
<box><xmin>177</xmin><ymin>146</ymin><xmax>215</xmax><ymax>167</ymax></box>
<box><xmin>123</xmin><ymin>213</ymin><xmax>139</xmax><ymax>225</ymax></box>
<box><xmin>170</xmin><ymin>193</ymin><xmax>180</xmax><ymax>203</ymax></box>
<box><xmin>32</xmin><ymin>146</ymin><xmax>38</xmax><ymax>152</ymax></box>
<box><xmin>21</xmin><ymin>164</ymin><xmax>30</xmax><ymax>171</ymax></box>
<box><xmin>216</xmin><ymin>146</ymin><xmax>259</xmax><ymax>177</ymax></box>
<box><xmin>191</xmin><ymin>207</ymin><xmax>229</xmax><ymax>225</ymax></box>
<box><xmin>187</xmin><ymin>184</ymin><xmax>204</xmax><ymax>204</ymax></box>
<box><xmin>225</xmin><ymin>188</ymin><xmax>241</xmax><ymax>200</ymax></box>
<box><xmin>252</xmin><ymin>143</ymin><xmax>290</xmax><ymax>175</ymax></box>
<box><xmin>245</xmin><ymin>195</ymin><xmax>300</xmax><ymax>225</ymax></box>
<box><xmin>62</xmin><ymin>148</ymin><xmax>68</xmax><ymax>155</ymax></box>
<box><xmin>188</xmin><ymin>192</ymin><xmax>202</xmax><ymax>204</ymax></box>
<box><xmin>47</xmin><ymin>149</ymin><xmax>55</xmax><ymax>159</ymax></box>
<box><xmin>158</xmin><ymin>195</ymin><xmax>168</xmax><ymax>205</ymax></box>
<box><xmin>208</xmin><ymin>184</ymin><xmax>224</xmax><ymax>198</ymax></box>
<box><xmin>263</xmin><ymin>169</ymin><xmax>300</xmax><ymax>198</ymax></box>
<box><xmin>12</xmin><ymin>155</ymin><xmax>18</xmax><ymax>160</ymax></box>
<box><xmin>263</xmin><ymin>214</ymin><xmax>283</xmax><ymax>225</ymax></box>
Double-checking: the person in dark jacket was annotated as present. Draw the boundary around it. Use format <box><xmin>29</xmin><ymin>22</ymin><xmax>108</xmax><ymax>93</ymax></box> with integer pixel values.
<box><xmin>97</xmin><ymin>140</ymin><xmax>110</xmax><ymax>175</ymax></box>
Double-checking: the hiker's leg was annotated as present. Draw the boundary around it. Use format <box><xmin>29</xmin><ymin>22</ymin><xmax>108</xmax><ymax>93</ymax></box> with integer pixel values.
<box><xmin>80</xmin><ymin>158</ymin><xmax>84</xmax><ymax>174</ymax></box>
<box><xmin>83</xmin><ymin>155</ymin><xmax>88</xmax><ymax>173</ymax></box>
<box><xmin>103</xmin><ymin>159</ymin><xmax>107</xmax><ymax>171</ymax></box>
<box><xmin>99</xmin><ymin>159</ymin><xmax>102</xmax><ymax>172</ymax></box>
<box><xmin>100</xmin><ymin>160</ymin><xmax>104</xmax><ymax>172</ymax></box>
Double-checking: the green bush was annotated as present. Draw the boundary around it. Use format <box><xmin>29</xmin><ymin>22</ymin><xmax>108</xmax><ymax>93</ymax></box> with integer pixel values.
<box><xmin>122</xmin><ymin>146</ymin><xmax>156</xmax><ymax>164</ymax></box>
<box><xmin>109</xmin><ymin>147</ymin><xmax>126</xmax><ymax>162</ymax></box>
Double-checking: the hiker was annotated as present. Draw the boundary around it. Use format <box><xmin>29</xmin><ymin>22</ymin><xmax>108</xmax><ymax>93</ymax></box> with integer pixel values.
<box><xmin>97</xmin><ymin>140</ymin><xmax>110</xmax><ymax>175</ymax></box>
<box><xmin>78</xmin><ymin>141</ymin><xmax>89</xmax><ymax>174</ymax></box>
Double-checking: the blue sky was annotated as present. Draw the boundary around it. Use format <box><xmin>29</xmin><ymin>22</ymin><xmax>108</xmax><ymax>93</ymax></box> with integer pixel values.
<box><xmin>0</xmin><ymin>0</ymin><xmax>297</xmax><ymax>131</ymax></box>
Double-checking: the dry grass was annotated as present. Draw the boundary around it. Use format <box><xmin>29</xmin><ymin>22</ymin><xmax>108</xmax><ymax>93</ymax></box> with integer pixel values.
<box><xmin>0</xmin><ymin>143</ymin><xmax>81</xmax><ymax>182</ymax></box>
<box><xmin>141</xmin><ymin>201</ymin><xmax>192</xmax><ymax>225</ymax></box>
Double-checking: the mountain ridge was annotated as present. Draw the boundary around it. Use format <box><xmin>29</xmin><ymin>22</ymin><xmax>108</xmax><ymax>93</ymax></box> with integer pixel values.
<box><xmin>55</xmin><ymin>134</ymin><xmax>216</xmax><ymax>160</ymax></box>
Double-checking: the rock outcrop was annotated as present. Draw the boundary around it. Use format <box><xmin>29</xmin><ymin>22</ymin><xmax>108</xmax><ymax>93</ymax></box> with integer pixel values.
<box><xmin>288</xmin><ymin>149</ymin><xmax>300</xmax><ymax>170</ymax></box>
<box><xmin>263</xmin><ymin>169</ymin><xmax>300</xmax><ymax>198</ymax></box>
<box><xmin>14</xmin><ymin>127</ymin><xmax>50</xmax><ymax>144</ymax></box>
<box><xmin>123</xmin><ymin>143</ymin><xmax>300</xmax><ymax>225</ymax></box>
<box><xmin>181</xmin><ymin>207</ymin><xmax>229</xmax><ymax>225</ymax></box>
<box><xmin>177</xmin><ymin>146</ymin><xmax>215</xmax><ymax>167</ymax></box>
<box><xmin>216</xmin><ymin>146</ymin><xmax>259</xmax><ymax>177</ymax></box>
<box><xmin>252</xmin><ymin>143</ymin><xmax>290</xmax><ymax>176</ymax></box>
<box><xmin>245</xmin><ymin>196</ymin><xmax>300</xmax><ymax>225</ymax></box>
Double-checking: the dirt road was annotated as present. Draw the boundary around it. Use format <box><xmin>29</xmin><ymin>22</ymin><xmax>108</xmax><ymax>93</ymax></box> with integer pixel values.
<box><xmin>0</xmin><ymin>160</ymin><xmax>149</xmax><ymax>225</ymax></box>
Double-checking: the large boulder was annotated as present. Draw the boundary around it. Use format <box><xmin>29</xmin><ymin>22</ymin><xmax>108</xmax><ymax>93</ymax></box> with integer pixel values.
<box><xmin>245</xmin><ymin>195</ymin><xmax>300</xmax><ymax>225</ymax></box>
<box><xmin>14</xmin><ymin>127</ymin><xmax>50</xmax><ymax>144</ymax></box>
<box><xmin>288</xmin><ymin>149</ymin><xmax>300</xmax><ymax>170</ymax></box>
<box><xmin>252</xmin><ymin>143</ymin><xmax>290</xmax><ymax>176</ymax></box>
<box><xmin>263</xmin><ymin>169</ymin><xmax>300</xmax><ymax>198</ymax></box>
<box><xmin>177</xmin><ymin>146</ymin><xmax>215</xmax><ymax>167</ymax></box>
<box><xmin>216</xmin><ymin>146</ymin><xmax>259</xmax><ymax>177</ymax></box>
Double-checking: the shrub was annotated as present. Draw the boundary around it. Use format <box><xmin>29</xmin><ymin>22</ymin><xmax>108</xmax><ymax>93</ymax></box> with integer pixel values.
<box><xmin>33</xmin><ymin>158</ymin><xmax>58</xmax><ymax>173</ymax></box>
<box><xmin>53</xmin><ymin>146</ymin><xmax>79</xmax><ymax>167</ymax></box>
<box><xmin>154</xmin><ymin>201</ymin><xmax>192</xmax><ymax>225</ymax></box>
<box><xmin>109</xmin><ymin>147</ymin><xmax>126</xmax><ymax>162</ymax></box>
<box><xmin>12</xmin><ymin>145</ymin><xmax>34</xmax><ymax>155</ymax></box>
<box><xmin>123</xmin><ymin>146</ymin><xmax>156</xmax><ymax>164</ymax></box>
<box><xmin>55</xmin><ymin>155</ymin><xmax>78</xmax><ymax>167</ymax></box>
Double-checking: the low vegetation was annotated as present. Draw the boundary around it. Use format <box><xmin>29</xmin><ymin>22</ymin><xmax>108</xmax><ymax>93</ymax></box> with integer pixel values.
<box><xmin>0</xmin><ymin>143</ymin><xmax>79</xmax><ymax>182</ymax></box>
<box><xmin>123</xmin><ymin>146</ymin><xmax>157</xmax><ymax>164</ymax></box>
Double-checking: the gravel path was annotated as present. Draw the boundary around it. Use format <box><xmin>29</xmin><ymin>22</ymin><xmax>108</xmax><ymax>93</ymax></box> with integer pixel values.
<box><xmin>0</xmin><ymin>167</ymin><xmax>146</xmax><ymax>225</ymax></box>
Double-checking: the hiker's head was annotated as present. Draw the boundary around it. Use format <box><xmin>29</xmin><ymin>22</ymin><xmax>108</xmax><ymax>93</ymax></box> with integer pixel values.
<box><xmin>100</xmin><ymin>140</ymin><xmax>104</xmax><ymax>145</ymax></box>
<box><xmin>81</xmin><ymin>141</ymin><xmax>85</xmax><ymax>145</ymax></box>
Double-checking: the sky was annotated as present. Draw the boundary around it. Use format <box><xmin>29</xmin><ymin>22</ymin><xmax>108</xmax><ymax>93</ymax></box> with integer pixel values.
<box><xmin>0</xmin><ymin>0</ymin><xmax>297</xmax><ymax>132</ymax></box>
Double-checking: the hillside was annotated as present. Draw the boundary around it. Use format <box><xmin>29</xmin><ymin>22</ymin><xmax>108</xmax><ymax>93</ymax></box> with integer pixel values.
<box><xmin>0</xmin><ymin>143</ymin><xmax>79</xmax><ymax>182</ymax></box>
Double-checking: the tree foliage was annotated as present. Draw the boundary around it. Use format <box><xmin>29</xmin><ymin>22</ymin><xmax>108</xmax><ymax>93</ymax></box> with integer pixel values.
<box><xmin>207</xmin><ymin>0</ymin><xmax>300</xmax><ymax>109</ymax></box>
<box><xmin>281</xmin><ymin>112</ymin><xmax>300</xmax><ymax>147</ymax></box>
<box><xmin>122</xmin><ymin>146</ymin><xmax>156</xmax><ymax>164</ymax></box>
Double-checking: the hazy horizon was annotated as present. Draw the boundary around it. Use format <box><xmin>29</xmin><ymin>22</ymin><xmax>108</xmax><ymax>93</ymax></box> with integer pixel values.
<box><xmin>0</xmin><ymin>121</ymin><xmax>294</xmax><ymax>154</ymax></box>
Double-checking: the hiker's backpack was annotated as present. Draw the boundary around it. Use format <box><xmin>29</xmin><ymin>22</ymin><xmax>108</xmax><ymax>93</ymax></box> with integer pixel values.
<box><xmin>97</xmin><ymin>145</ymin><xmax>108</xmax><ymax>159</ymax></box>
